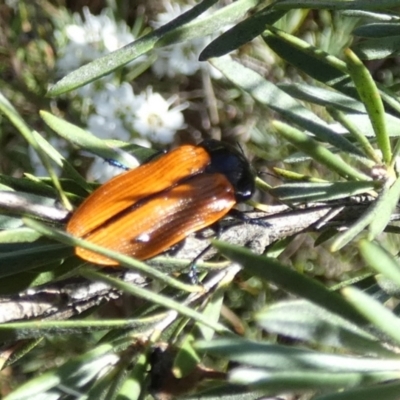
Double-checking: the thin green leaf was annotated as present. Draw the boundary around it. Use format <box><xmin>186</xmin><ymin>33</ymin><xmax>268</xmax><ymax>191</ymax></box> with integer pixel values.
<box><xmin>23</xmin><ymin>217</ymin><xmax>199</xmax><ymax>294</ymax></box>
<box><xmin>48</xmin><ymin>0</ymin><xmax>254</xmax><ymax>95</ymax></box>
<box><xmin>0</xmin><ymin>174</ymin><xmax>58</xmax><ymax>197</ymax></box>
<box><xmin>196</xmin><ymin>337</ymin><xmax>400</xmax><ymax>371</ymax></box>
<box><xmin>274</xmin><ymin>0</ymin><xmax>400</xmax><ymax>11</ymax></box>
<box><xmin>199</xmin><ymin>7</ymin><xmax>286</xmax><ymax>60</ymax></box>
<box><xmin>334</xmin><ymin>112</ymin><xmax>400</xmax><ymax>138</ymax></box>
<box><xmin>117</xmin><ymin>350</ymin><xmax>148</xmax><ymax>400</ymax></box>
<box><xmin>0</xmin><ymin>92</ymin><xmax>71</xmax><ymax>210</ymax></box>
<box><xmin>263</xmin><ymin>26</ymin><xmax>348</xmax><ymax>84</ymax></box>
<box><xmin>81</xmin><ymin>269</ymin><xmax>229</xmax><ymax>334</ymax></box>
<box><xmin>0</xmin><ymin>315</ymin><xmax>166</xmax><ymax>340</ymax></box>
<box><xmin>272</xmin><ymin>167</ymin><xmax>326</xmax><ymax>182</ymax></box>
<box><xmin>353</xmin><ymin>22</ymin><xmax>400</xmax><ymax>38</ymax></box>
<box><xmin>369</xmin><ymin>174</ymin><xmax>400</xmax><ymax>239</ymax></box>
<box><xmin>0</xmin><ymin>243</ymin><xmax>72</xmax><ymax>278</ymax></box>
<box><xmin>327</xmin><ymin>108</ymin><xmax>381</xmax><ymax>163</ymax></box>
<box><xmin>0</xmin><ymin>215</ymin><xmax>22</xmax><ymax>230</ymax></box>
<box><xmin>345</xmin><ymin>48</ymin><xmax>391</xmax><ymax>164</ymax></box>
<box><xmin>262</xmin><ymin>21</ymin><xmax>400</xmax><ymax>131</ymax></box>
<box><xmin>87</xmin><ymin>354</ymin><xmax>130</xmax><ymax>400</ymax></box>
<box><xmin>378</xmin><ymin>84</ymin><xmax>400</xmax><ymax>117</ymax></box>
<box><xmin>279</xmin><ymin>82</ymin><xmax>365</xmax><ymax>113</ymax></box>
<box><xmin>354</xmin><ymin>35</ymin><xmax>400</xmax><ymax>60</ymax></box>
<box><xmin>263</xmin><ymin>20</ymin><xmax>400</xmax><ymax>121</ymax></box>
<box><xmin>315</xmin><ymin>380</ymin><xmax>400</xmax><ymax>400</ymax></box>
<box><xmin>0</xmin><ymin>258</ymin><xmax>84</xmax><ymax>297</ymax></box>
<box><xmin>0</xmin><ymin>261</ymin><xmax>70</xmax><ymax>297</ymax></box>
<box><xmin>4</xmin><ymin>338</ymin><xmax>43</xmax><ymax>368</ymax></box>
<box><xmin>212</xmin><ymin>241</ymin><xmax>368</xmax><ymax>326</ymax></box>
<box><xmin>173</xmin><ymin>334</ymin><xmax>201</xmax><ymax>378</ymax></box>
<box><xmin>4</xmin><ymin>344</ymin><xmax>115</xmax><ymax>400</ymax></box>
<box><xmin>359</xmin><ymin>240</ymin><xmax>400</xmax><ymax>291</ymax></box>
<box><xmin>229</xmin><ymin>368</ymin><xmax>397</xmax><ymax>390</ymax></box>
<box><xmin>269</xmin><ymin>181</ymin><xmax>377</xmax><ymax>202</ymax></box>
<box><xmin>330</xmin><ymin>183</ymin><xmax>389</xmax><ymax>251</ymax></box>
<box><xmin>159</xmin><ymin>0</ymin><xmax>264</xmax><ymax>49</ymax></box>
<box><xmin>31</xmin><ymin>129</ymin><xmax>89</xmax><ymax>192</ymax></box>
<box><xmin>273</xmin><ymin>120</ymin><xmax>370</xmax><ymax>181</ymax></box>
<box><xmin>184</xmin><ymin>385</ymin><xmax>265</xmax><ymax>399</ymax></box>
<box><xmin>0</xmin><ymin>228</ymin><xmax>41</xmax><ymax>243</ymax></box>
<box><xmin>256</xmin><ymin>300</ymin><xmax>393</xmax><ymax>356</ymax></box>
<box><xmin>197</xmin><ymin>289</ymin><xmax>225</xmax><ymax>341</ymax></box>
<box><xmin>391</xmin><ymin>138</ymin><xmax>400</xmax><ymax>169</ymax></box>
<box><xmin>211</xmin><ymin>57</ymin><xmax>364</xmax><ymax>157</ymax></box>
<box><xmin>40</xmin><ymin>111</ymin><xmax>148</xmax><ymax>169</ymax></box>
<box><xmin>341</xmin><ymin>10</ymin><xmax>400</xmax><ymax>21</ymax></box>
<box><xmin>342</xmin><ymin>286</ymin><xmax>400</xmax><ymax>346</ymax></box>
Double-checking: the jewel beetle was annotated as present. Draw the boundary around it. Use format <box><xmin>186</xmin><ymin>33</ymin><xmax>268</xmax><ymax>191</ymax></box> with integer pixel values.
<box><xmin>67</xmin><ymin>139</ymin><xmax>254</xmax><ymax>266</ymax></box>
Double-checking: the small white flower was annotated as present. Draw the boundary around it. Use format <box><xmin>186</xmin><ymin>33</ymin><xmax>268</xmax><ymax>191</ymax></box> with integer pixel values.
<box><xmin>151</xmin><ymin>3</ymin><xmax>210</xmax><ymax>78</ymax></box>
<box><xmin>71</xmin><ymin>7</ymin><xmax>134</xmax><ymax>49</ymax></box>
<box><xmin>87</xmin><ymin>114</ymin><xmax>130</xmax><ymax>142</ymax></box>
<box><xmin>133</xmin><ymin>88</ymin><xmax>187</xmax><ymax>144</ymax></box>
<box><xmin>93</xmin><ymin>83</ymin><xmax>138</xmax><ymax>121</ymax></box>
<box><xmin>56</xmin><ymin>7</ymin><xmax>135</xmax><ymax>75</ymax></box>
<box><xmin>153</xmin><ymin>42</ymin><xmax>202</xmax><ymax>78</ymax></box>
<box><xmin>150</xmin><ymin>3</ymin><xmax>225</xmax><ymax>79</ymax></box>
<box><xmin>102</xmin><ymin>19</ymin><xmax>134</xmax><ymax>52</ymax></box>
<box><xmin>87</xmin><ymin>82</ymin><xmax>143</xmax><ymax>143</ymax></box>
<box><xmin>65</xmin><ymin>24</ymin><xmax>89</xmax><ymax>45</ymax></box>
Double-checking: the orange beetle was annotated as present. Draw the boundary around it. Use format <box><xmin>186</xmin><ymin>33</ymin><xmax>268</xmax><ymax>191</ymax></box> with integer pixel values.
<box><xmin>67</xmin><ymin>139</ymin><xmax>254</xmax><ymax>266</ymax></box>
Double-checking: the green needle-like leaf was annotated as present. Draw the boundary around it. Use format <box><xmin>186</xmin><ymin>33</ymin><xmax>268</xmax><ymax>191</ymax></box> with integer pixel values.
<box><xmin>213</xmin><ymin>241</ymin><xmax>368</xmax><ymax>326</ymax></box>
<box><xmin>359</xmin><ymin>240</ymin><xmax>400</xmax><ymax>287</ymax></box>
<box><xmin>273</xmin><ymin>120</ymin><xmax>370</xmax><ymax>181</ymax></box>
<box><xmin>345</xmin><ymin>48</ymin><xmax>391</xmax><ymax>164</ymax></box>
<box><xmin>342</xmin><ymin>285</ymin><xmax>400</xmax><ymax>346</ymax></box>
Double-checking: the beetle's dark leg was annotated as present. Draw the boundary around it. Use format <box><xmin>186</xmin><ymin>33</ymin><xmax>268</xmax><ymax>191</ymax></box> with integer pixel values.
<box><xmin>228</xmin><ymin>209</ymin><xmax>269</xmax><ymax>228</ymax></box>
<box><xmin>187</xmin><ymin>220</ymin><xmax>225</xmax><ymax>284</ymax></box>
<box><xmin>104</xmin><ymin>159</ymin><xmax>130</xmax><ymax>170</ymax></box>
<box><xmin>105</xmin><ymin>149</ymin><xmax>167</xmax><ymax>170</ymax></box>
<box><xmin>187</xmin><ymin>244</ymin><xmax>213</xmax><ymax>284</ymax></box>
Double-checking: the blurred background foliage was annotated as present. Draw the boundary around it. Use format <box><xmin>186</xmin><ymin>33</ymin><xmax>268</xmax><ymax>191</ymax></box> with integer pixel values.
<box><xmin>3</xmin><ymin>0</ymin><xmax>400</xmax><ymax>399</ymax></box>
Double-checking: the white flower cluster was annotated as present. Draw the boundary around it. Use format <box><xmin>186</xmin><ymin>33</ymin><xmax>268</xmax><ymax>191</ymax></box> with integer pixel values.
<box><xmin>45</xmin><ymin>3</ymin><xmax>222</xmax><ymax>180</ymax></box>
<box><xmin>55</xmin><ymin>6</ymin><xmax>191</xmax><ymax>147</ymax></box>
<box><xmin>151</xmin><ymin>3</ymin><xmax>222</xmax><ymax>79</ymax></box>
<box><xmin>56</xmin><ymin>7</ymin><xmax>135</xmax><ymax>76</ymax></box>
<box><xmin>85</xmin><ymin>82</ymin><xmax>187</xmax><ymax>181</ymax></box>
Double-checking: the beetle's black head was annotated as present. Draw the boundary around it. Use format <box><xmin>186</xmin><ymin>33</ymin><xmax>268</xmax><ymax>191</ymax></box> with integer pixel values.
<box><xmin>200</xmin><ymin>139</ymin><xmax>255</xmax><ymax>201</ymax></box>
